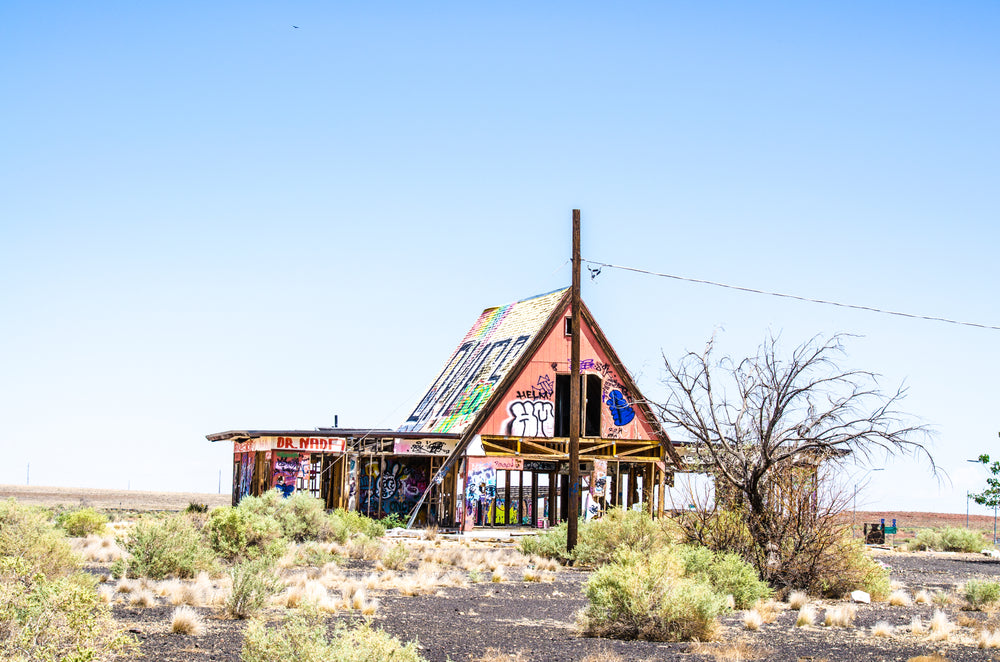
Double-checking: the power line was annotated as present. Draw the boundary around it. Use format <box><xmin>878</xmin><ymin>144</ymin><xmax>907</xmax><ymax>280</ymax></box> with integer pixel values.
<box><xmin>582</xmin><ymin>259</ymin><xmax>1000</xmax><ymax>332</ymax></box>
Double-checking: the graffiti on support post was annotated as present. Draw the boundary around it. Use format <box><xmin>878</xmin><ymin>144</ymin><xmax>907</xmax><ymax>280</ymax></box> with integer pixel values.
<box><xmin>466</xmin><ymin>463</ymin><xmax>496</xmax><ymax>521</ymax></box>
<box><xmin>505</xmin><ymin>399</ymin><xmax>555</xmax><ymax>437</ymax></box>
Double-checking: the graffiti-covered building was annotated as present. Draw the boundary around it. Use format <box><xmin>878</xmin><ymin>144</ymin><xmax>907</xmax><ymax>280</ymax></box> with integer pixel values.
<box><xmin>208</xmin><ymin>288</ymin><xmax>683</xmax><ymax>530</ymax></box>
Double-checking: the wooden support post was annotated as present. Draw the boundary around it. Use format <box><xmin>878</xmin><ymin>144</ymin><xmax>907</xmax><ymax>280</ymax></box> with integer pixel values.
<box><xmin>657</xmin><ymin>467</ymin><xmax>666</xmax><ymax>518</ymax></box>
<box><xmin>643</xmin><ymin>464</ymin><xmax>653</xmax><ymax>516</ymax></box>
<box><xmin>549</xmin><ymin>470</ymin><xmax>558</xmax><ymax>527</ymax></box>
<box><xmin>531</xmin><ymin>473</ymin><xmax>539</xmax><ymax>527</ymax></box>
<box><xmin>567</xmin><ymin>209</ymin><xmax>582</xmax><ymax>551</ymax></box>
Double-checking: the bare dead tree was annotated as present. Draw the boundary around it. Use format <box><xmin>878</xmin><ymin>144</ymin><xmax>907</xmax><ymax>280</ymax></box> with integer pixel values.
<box><xmin>657</xmin><ymin>333</ymin><xmax>935</xmax><ymax>585</ymax></box>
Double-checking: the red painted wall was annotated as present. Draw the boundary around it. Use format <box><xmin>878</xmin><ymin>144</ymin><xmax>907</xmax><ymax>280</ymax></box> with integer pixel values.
<box><xmin>477</xmin><ymin>304</ymin><xmax>659</xmax><ymax>441</ymax></box>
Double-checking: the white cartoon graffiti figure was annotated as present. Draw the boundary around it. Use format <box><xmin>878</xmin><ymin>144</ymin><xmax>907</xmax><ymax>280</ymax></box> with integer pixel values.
<box><xmin>506</xmin><ymin>399</ymin><xmax>554</xmax><ymax>437</ymax></box>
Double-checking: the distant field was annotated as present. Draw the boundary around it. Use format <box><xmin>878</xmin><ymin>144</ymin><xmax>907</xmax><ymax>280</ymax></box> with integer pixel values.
<box><xmin>0</xmin><ymin>484</ymin><xmax>230</xmax><ymax>512</ymax></box>
<box><xmin>0</xmin><ymin>486</ymin><xmax>995</xmax><ymax>539</ymax></box>
<box><xmin>854</xmin><ymin>510</ymin><xmax>997</xmax><ymax>540</ymax></box>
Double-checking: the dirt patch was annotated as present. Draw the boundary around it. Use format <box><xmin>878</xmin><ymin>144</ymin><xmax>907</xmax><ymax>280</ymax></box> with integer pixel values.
<box><xmin>98</xmin><ymin>541</ymin><xmax>1000</xmax><ymax>662</ymax></box>
<box><xmin>0</xmin><ymin>484</ymin><xmax>229</xmax><ymax>512</ymax></box>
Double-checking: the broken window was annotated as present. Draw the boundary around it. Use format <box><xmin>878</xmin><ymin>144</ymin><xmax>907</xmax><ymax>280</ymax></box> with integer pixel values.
<box><xmin>554</xmin><ymin>373</ymin><xmax>603</xmax><ymax>437</ymax></box>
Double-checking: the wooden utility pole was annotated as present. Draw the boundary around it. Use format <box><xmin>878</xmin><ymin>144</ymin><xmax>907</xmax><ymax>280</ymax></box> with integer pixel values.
<box><xmin>567</xmin><ymin>209</ymin><xmax>582</xmax><ymax>552</ymax></box>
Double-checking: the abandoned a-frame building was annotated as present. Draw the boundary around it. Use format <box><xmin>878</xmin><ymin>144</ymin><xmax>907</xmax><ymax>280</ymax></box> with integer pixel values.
<box><xmin>208</xmin><ymin>287</ymin><xmax>685</xmax><ymax>531</ymax></box>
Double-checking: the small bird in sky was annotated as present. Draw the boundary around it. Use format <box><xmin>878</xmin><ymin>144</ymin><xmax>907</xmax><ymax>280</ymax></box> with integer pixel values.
<box><xmin>292</xmin><ymin>25</ymin><xmax>300</xmax><ymax>29</ymax></box>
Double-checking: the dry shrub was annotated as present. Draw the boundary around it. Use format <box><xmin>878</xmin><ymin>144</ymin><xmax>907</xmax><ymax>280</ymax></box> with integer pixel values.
<box><xmin>579</xmin><ymin>548</ymin><xmax>728</xmax><ymax>642</ymax></box>
<box><xmin>872</xmin><ymin>621</ymin><xmax>894</xmax><ymax>637</ymax></box>
<box><xmin>170</xmin><ymin>605</ymin><xmax>205</xmax><ymax>635</ymax></box>
<box><xmin>491</xmin><ymin>566</ymin><xmax>506</xmax><ymax>583</ymax></box>
<box><xmin>823</xmin><ymin>604</ymin><xmax>857</xmax><ymax>628</ymax></box>
<box><xmin>910</xmin><ymin>616</ymin><xmax>926</xmax><ymax>634</ymax></box>
<box><xmin>0</xmin><ymin>556</ymin><xmax>137</xmax><ymax>662</ymax></box>
<box><xmin>241</xmin><ymin>610</ymin><xmax>421</xmax><ymax>662</ymax></box>
<box><xmin>914</xmin><ymin>589</ymin><xmax>933</xmax><ymax>605</ymax></box>
<box><xmin>795</xmin><ymin>605</ymin><xmax>817</xmax><ymax>627</ymax></box>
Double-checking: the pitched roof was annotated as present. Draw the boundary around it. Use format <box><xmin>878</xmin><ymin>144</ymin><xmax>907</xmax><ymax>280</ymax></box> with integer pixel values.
<box><xmin>398</xmin><ymin>288</ymin><xmax>570</xmax><ymax>435</ymax></box>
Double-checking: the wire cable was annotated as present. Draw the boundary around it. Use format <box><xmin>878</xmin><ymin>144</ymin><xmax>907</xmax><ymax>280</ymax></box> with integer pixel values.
<box><xmin>582</xmin><ymin>259</ymin><xmax>1000</xmax><ymax>332</ymax></box>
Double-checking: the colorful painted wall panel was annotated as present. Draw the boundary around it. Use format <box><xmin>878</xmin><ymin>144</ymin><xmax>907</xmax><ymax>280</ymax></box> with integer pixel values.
<box><xmin>399</xmin><ymin>289</ymin><xmax>568</xmax><ymax>435</ymax></box>
<box><xmin>480</xmin><ymin>303</ymin><xmax>660</xmax><ymax>442</ymax></box>
<box><xmin>358</xmin><ymin>457</ymin><xmax>431</xmax><ymax>518</ymax></box>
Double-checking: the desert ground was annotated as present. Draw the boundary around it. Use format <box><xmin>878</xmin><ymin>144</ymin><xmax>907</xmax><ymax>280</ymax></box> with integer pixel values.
<box><xmin>9</xmin><ymin>485</ymin><xmax>1000</xmax><ymax>661</ymax></box>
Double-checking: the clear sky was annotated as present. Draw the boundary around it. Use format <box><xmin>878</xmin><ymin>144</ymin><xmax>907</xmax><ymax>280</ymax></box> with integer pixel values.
<box><xmin>1</xmin><ymin>2</ymin><xmax>997</xmax><ymax>516</ymax></box>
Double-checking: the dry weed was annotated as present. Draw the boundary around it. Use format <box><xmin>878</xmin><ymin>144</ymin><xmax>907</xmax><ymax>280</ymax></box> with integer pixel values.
<box><xmin>915</xmin><ymin>589</ymin><xmax>933</xmax><ymax>605</ymax></box>
<box><xmin>910</xmin><ymin>616</ymin><xmax>926</xmax><ymax>634</ymax></box>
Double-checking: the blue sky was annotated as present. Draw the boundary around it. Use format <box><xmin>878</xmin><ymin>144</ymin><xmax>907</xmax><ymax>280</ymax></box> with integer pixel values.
<box><xmin>1</xmin><ymin>2</ymin><xmax>997</xmax><ymax>515</ymax></box>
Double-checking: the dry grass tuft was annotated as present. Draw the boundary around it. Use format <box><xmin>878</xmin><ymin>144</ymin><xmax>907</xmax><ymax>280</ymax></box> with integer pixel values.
<box><xmin>743</xmin><ymin>609</ymin><xmax>764</xmax><ymax>631</ymax></box>
<box><xmin>914</xmin><ymin>589</ymin><xmax>933</xmax><ymax>605</ymax></box>
<box><xmin>753</xmin><ymin>599</ymin><xmax>781</xmax><ymax>624</ymax></box>
<box><xmin>129</xmin><ymin>589</ymin><xmax>156</xmax><ymax>608</ymax></box>
<box><xmin>872</xmin><ymin>621</ymin><xmax>894</xmax><ymax>637</ymax></box>
<box><xmin>907</xmin><ymin>655</ymin><xmax>950</xmax><ymax>662</ymax></box>
<box><xmin>115</xmin><ymin>578</ymin><xmax>138</xmax><ymax>594</ymax></box>
<box><xmin>170</xmin><ymin>606</ymin><xmax>205</xmax><ymax>636</ymax></box>
<box><xmin>795</xmin><ymin>605</ymin><xmax>817</xmax><ymax>628</ymax></box>
<box><xmin>787</xmin><ymin>590</ymin><xmax>809</xmax><ymax>610</ymax></box>
<box><xmin>932</xmin><ymin>590</ymin><xmax>951</xmax><ymax>606</ymax></box>
<box><xmin>889</xmin><ymin>590</ymin><xmax>913</xmax><ymax>607</ymax></box>
<box><xmin>823</xmin><ymin>604</ymin><xmax>857</xmax><ymax>628</ymax></box>
<box><xmin>689</xmin><ymin>638</ymin><xmax>767</xmax><ymax>661</ymax></box>
<box><xmin>928</xmin><ymin>610</ymin><xmax>955</xmax><ymax>641</ymax></box>
<box><xmin>72</xmin><ymin>534</ymin><xmax>124</xmax><ymax>563</ymax></box>
<box><xmin>491</xmin><ymin>566</ymin><xmax>506</xmax><ymax>583</ymax></box>
<box><xmin>910</xmin><ymin>616</ymin><xmax>926</xmax><ymax>635</ymax></box>
<box><xmin>978</xmin><ymin>629</ymin><xmax>1000</xmax><ymax>649</ymax></box>
<box><xmin>472</xmin><ymin>649</ymin><xmax>528</xmax><ymax>662</ymax></box>
<box><xmin>97</xmin><ymin>585</ymin><xmax>115</xmax><ymax>604</ymax></box>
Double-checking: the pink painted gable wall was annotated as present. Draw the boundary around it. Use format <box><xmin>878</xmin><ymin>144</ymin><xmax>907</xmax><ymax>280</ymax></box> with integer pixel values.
<box><xmin>477</xmin><ymin>304</ymin><xmax>659</xmax><ymax>441</ymax></box>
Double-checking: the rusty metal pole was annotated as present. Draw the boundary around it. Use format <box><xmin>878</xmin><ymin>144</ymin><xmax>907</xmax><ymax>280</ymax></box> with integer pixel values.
<box><xmin>567</xmin><ymin>209</ymin><xmax>582</xmax><ymax>553</ymax></box>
